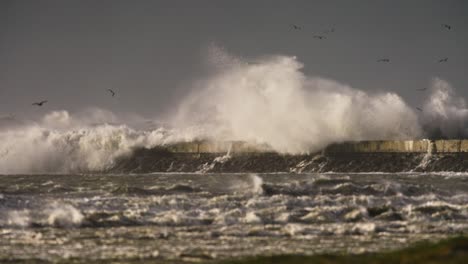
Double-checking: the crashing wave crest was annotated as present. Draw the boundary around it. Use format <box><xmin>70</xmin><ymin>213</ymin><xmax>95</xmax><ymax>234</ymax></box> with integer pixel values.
<box><xmin>0</xmin><ymin>110</ymin><xmax>184</xmax><ymax>174</ymax></box>
<box><xmin>0</xmin><ymin>48</ymin><xmax>467</xmax><ymax>173</ymax></box>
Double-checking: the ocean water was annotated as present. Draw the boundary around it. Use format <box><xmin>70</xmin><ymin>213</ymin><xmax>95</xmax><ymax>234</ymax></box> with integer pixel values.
<box><xmin>1</xmin><ymin>172</ymin><xmax>468</xmax><ymax>263</ymax></box>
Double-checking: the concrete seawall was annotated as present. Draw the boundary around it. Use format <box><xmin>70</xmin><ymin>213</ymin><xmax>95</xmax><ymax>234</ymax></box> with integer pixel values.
<box><xmin>110</xmin><ymin>139</ymin><xmax>468</xmax><ymax>173</ymax></box>
<box><xmin>164</xmin><ymin>140</ymin><xmax>468</xmax><ymax>154</ymax></box>
<box><xmin>166</xmin><ymin>141</ymin><xmax>273</xmax><ymax>153</ymax></box>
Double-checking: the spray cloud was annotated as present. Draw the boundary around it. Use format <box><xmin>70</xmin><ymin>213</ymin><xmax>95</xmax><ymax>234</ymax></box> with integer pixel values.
<box><xmin>172</xmin><ymin>46</ymin><xmax>423</xmax><ymax>153</ymax></box>
<box><xmin>420</xmin><ymin>78</ymin><xmax>468</xmax><ymax>138</ymax></box>
<box><xmin>1</xmin><ymin>47</ymin><xmax>467</xmax><ymax>173</ymax></box>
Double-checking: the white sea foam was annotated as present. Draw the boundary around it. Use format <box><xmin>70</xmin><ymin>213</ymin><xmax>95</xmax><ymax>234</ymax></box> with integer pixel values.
<box><xmin>243</xmin><ymin>211</ymin><xmax>262</xmax><ymax>224</ymax></box>
<box><xmin>7</xmin><ymin>210</ymin><xmax>30</xmax><ymax>227</ymax></box>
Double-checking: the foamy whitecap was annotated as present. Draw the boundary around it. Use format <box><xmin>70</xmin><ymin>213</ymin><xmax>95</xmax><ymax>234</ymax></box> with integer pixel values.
<box><xmin>243</xmin><ymin>211</ymin><xmax>262</xmax><ymax>224</ymax></box>
<box><xmin>7</xmin><ymin>210</ymin><xmax>30</xmax><ymax>227</ymax></box>
<box><xmin>0</xmin><ymin>109</ymin><xmax>187</xmax><ymax>174</ymax></box>
<box><xmin>47</xmin><ymin>203</ymin><xmax>84</xmax><ymax>227</ymax></box>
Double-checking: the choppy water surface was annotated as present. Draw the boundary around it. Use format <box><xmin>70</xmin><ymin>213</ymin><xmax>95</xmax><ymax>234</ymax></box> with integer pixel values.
<box><xmin>1</xmin><ymin>172</ymin><xmax>468</xmax><ymax>263</ymax></box>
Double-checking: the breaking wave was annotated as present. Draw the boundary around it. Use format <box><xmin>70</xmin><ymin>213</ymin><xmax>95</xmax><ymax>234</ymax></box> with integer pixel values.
<box><xmin>172</xmin><ymin>47</ymin><xmax>423</xmax><ymax>153</ymax></box>
<box><xmin>0</xmin><ymin>110</ymin><xmax>182</xmax><ymax>174</ymax></box>
<box><xmin>0</xmin><ymin>47</ymin><xmax>467</xmax><ymax>173</ymax></box>
<box><xmin>421</xmin><ymin>78</ymin><xmax>468</xmax><ymax>138</ymax></box>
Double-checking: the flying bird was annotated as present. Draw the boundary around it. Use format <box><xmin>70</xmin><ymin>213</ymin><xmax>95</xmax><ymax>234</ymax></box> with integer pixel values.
<box><xmin>313</xmin><ymin>35</ymin><xmax>326</xmax><ymax>39</ymax></box>
<box><xmin>441</xmin><ymin>24</ymin><xmax>451</xmax><ymax>30</ymax></box>
<box><xmin>416</xmin><ymin>107</ymin><xmax>423</xmax><ymax>112</ymax></box>
<box><xmin>107</xmin><ymin>89</ymin><xmax>116</xmax><ymax>97</ymax></box>
<box><xmin>291</xmin><ymin>24</ymin><xmax>302</xmax><ymax>30</ymax></box>
<box><xmin>416</xmin><ymin>87</ymin><xmax>427</xmax><ymax>91</ymax></box>
<box><xmin>377</xmin><ymin>59</ymin><xmax>390</xmax><ymax>62</ymax></box>
<box><xmin>32</xmin><ymin>100</ymin><xmax>48</xmax><ymax>106</ymax></box>
<box><xmin>438</xmin><ymin>58</ymin><xmax>448</xmax><ymax>63</ymax></box>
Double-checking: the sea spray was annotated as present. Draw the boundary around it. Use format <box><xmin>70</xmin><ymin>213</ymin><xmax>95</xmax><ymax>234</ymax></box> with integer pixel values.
<box><xmin>171</xmin><ymin>47</ymin><xmax>423</xmax><ymax>153</ymax></box>
<box><xmin>197</xmin><ymin>151</ymin><xmax>232</xmax><ymax>173</ymax></box>
<box><xmin>250</xmin><ymin>174</ymin><xmax>264</xmax><ymax>195</ymax></box>
<box><xmin>421</xmin><ymin>78</ymin><xmax>468</xmax><ymax>138</ymax></box>
<box><xmin>7</xmin><ymin>210</ymin><xmax>30</xmax><ymax>227</ymax></box>
<box><xmin>0</xmin><ymin>110</ymin><xmax>183</xmax><ymax>174</ymax></box>
<box><xmin>1</xmin><ymin>49</ymin><xmax>468</xmax><ymax>173</ymax></box>
<box><xmin>414</xmin><ymin>139</ymin><xmax>435</xmax><ymax>171</ymax></box>
<box><xmin>47</xmin><ymin>203</ymin><xmax>83</xmax><ymax>228</ymax></box>
<box><xmin>0</xmin><ymin>123</ymin><xmax>167</xmax><ymax>174</ymax></box>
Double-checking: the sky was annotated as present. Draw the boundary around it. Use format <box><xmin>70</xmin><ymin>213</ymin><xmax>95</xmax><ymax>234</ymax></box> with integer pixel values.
<box><xmin>1</xmin><ymin>0</ymin><xmax>467</xmax><ymax>119</ymax></box>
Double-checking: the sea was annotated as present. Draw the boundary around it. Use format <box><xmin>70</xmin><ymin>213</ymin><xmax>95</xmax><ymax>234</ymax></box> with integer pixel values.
<box><xmin>1</xmin><ymin>172</ymin><xmax>468</xmax><ymax>263</ymax></box>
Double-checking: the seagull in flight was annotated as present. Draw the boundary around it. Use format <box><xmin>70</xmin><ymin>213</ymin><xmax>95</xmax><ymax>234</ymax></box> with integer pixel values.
<box><xmin>416</xmin><ymin>87</ymin><xmax>427</xmax><ymax>91</ymax></box>
<box><xmin>377</xmin><ymin>59</ymin><xmax>390</xmax><ymax>62</ymax></box>
<box><xmin>313</xmin><ymin>35</ymin><xmax>326</xmax><ymax>40</ymax></box>
<box><xmin>441</xmin><ymin>24</ymin><xmax>452</xmax><ymax>30</ymax></box>
<box><xmin>438</xmin><ymin>58</ymin><xmax>448</xmax><ymax>63</ymax></box>
<box><xmin>32</xmin><ymin>100</ymin><xmax>48</xmax><ymax>106</ymax></box>
<box><xmin>291</xmin><ymin>24</ymin><xmax>302</xmax><ymax>30</ymax></box>
<box><xmin>107</xmin><ymin>89</ymin><xmax>116</xmax><ymax>97</ymax></box>
<box><xmin>416</xmin><ymin>107</ymin><xmax>423</xmax><ymax>112</ymax></box>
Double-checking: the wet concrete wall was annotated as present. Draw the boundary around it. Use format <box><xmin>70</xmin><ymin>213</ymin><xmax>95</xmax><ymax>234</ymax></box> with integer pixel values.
<box><xmin>166</xmin><ymin>141</ymin><xmax>273</xmax><ymax>153</ymax></box>
<box><xmin>163</xmin><ymin>140</ymin><xmax>468</xmax><ymax>153</ymax></box>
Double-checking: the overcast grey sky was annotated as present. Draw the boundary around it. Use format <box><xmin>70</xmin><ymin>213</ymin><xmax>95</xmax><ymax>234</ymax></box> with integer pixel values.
<box><xmin>1</xmin><ymin>0</ymin><xmax>467</xmax><ymax>119</ymax></box>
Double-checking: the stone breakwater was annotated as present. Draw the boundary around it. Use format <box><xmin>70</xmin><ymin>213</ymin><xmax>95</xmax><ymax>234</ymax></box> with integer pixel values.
<box><xmin>108</xmin><ymin>140</ymin><xmax>468</xmax><ymax>173</ymax></box>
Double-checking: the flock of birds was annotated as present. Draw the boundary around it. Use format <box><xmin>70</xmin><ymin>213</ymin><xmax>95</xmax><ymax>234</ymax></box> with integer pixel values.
<box><xmin>5</xmin><ymin>23</ymin><xmax>456</xmax><ymax>116</ymax></box>
<box><xmin>291</xmin><ymin>24</ymin><xmax>334</xmax><ymax>40</ymax></box>
<box><xmin>290</xmin><ymin>22</ymin><xmax>454</xmax><ymax>112</ymax></box>
<box><xmin>290</xmin><ymin>23</ymin><xmax>452</xmax><ymax>64</ymax></box>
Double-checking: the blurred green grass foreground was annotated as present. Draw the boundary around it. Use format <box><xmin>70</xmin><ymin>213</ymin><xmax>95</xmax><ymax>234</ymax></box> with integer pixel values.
<box><xmin>220</xmin><ymin>236</ymin><xmax>468</xmax><ymax>264</ymax></box>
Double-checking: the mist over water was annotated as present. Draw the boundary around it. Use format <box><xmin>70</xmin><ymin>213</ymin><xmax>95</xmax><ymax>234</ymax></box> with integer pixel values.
<box><xmin>0</xmin><ymin>48</ymin><xmax>467</xmax><ymax>173</ymax></box>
